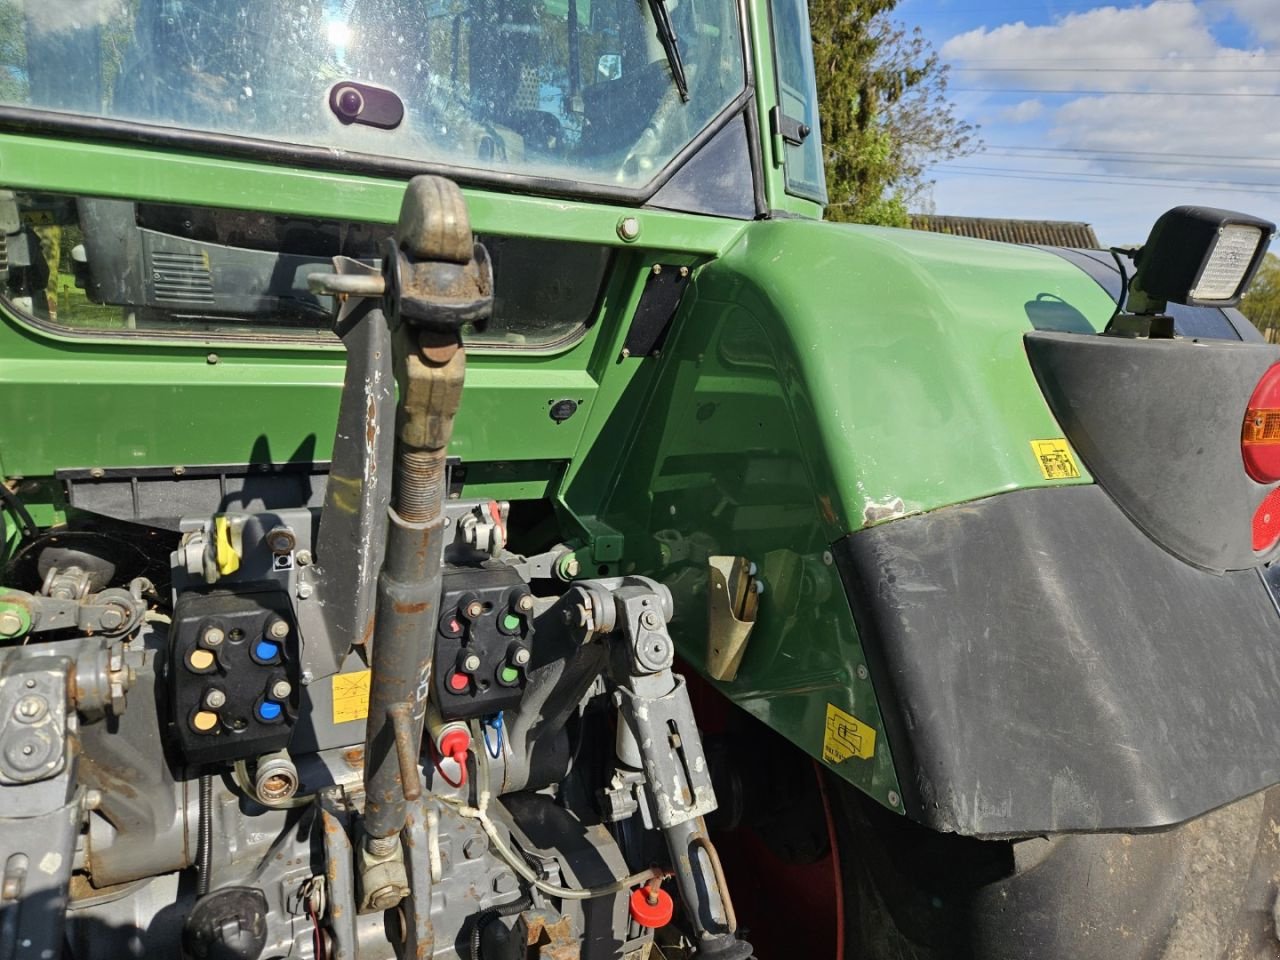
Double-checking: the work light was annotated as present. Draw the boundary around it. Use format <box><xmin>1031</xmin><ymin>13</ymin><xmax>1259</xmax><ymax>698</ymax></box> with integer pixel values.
<box><xmin>1128</xmin><ymin>206</ymin><xmax>1275</xmax><ymax>312</ymax></box>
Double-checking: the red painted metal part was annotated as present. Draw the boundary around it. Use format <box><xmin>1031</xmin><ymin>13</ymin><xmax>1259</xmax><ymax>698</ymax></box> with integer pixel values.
<box><xmin>685</xmin><ymin>665</ymin><xmax>842</xmax><ymax>959</ymax></box>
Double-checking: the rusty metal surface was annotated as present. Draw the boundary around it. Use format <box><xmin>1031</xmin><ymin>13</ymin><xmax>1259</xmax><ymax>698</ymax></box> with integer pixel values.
<box><xmin>320</xmin><ymin>802</ymin><xmax>359</xmax><ymax>960</ymax></box>
<box><xmin>523</xmin><ymin>910</ymin><xmax>582</xmax><ymax>960</ymax></box>
<box><xmin>308</xmin><ymin>297</ymin><xmax>395</xmax><ymax>674</ymax></box>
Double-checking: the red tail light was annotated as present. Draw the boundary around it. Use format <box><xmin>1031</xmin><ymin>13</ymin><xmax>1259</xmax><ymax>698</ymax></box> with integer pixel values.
<box><xmin>1242</xmin><ymin>364</ymin><xmax>1280</xmax><ymax>483</ymax></box>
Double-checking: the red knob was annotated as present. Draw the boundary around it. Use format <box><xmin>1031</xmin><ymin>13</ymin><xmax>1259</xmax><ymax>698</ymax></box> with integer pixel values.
<box><xmin>628</xmin><ymin>886</ymin><xmax>674</xmax><ymax>929</ymax></box>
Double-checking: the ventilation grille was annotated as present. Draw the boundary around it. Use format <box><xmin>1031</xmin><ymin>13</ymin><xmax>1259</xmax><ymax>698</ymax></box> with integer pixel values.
<box><xmin>151</xmin><ymin>251</ymin><xmax>214</xmax><ymax>305</ymax></box>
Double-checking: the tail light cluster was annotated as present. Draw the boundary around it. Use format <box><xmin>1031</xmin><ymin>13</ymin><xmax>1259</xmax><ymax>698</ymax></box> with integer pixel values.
<box><xmin>1243</xmin><ymin>364</ymin><xmax>1280</xmax><ymax>551</ymax></box>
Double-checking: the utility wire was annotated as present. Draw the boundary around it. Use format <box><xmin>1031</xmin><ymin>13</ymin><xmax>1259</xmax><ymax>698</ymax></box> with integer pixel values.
<box><xmin>942</xmin><ymin>164</ymin><xmax>1280</xmax><ymax>195</ymax></box>
<box><xmin>955</xmin><ymin>55</ymin><xmax>1280</xmax><ymax>63</ymax></box>
<box><xmin>984</xmin><ymin>144</ymin><xmax>1280</xmax><ymax>162</ymax></box>
<box><xmin>982</xmin><ymin>150</ymin><xmax>1280</xmax><ymax>172</ymax></box>
<box><xmin>954</xmin><ymin>66</ymin><xmax>1280</xmax><ymax>73</ymax></box>
<box><xmin>941</xmin><ymin>170</ymin><xmax>1280</xmax><ymax>198</ymax></box>
<box><xmin>953</xmin><ymin>87</ymin><xmax>1280</xmax><ymax>97</ymax></box>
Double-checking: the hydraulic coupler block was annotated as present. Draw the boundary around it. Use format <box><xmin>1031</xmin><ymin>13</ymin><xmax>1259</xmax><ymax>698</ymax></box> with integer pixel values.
<box><xmin>169</xmin><ymin>587</ymin><xmax>300</xmax><ymax>766</ymax></box>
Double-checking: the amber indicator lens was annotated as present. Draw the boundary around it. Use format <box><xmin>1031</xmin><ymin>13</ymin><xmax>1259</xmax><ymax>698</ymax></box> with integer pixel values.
<box><xmin>1242</xmin><ymin>365</ymin><xmax>1280</xmax><ymax>483</ymax></box>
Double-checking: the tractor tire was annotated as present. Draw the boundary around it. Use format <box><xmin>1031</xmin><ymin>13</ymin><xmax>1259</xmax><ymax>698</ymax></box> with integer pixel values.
<box><xmin>825</xmin><ymin>772</ymin><xmax>1280</xmax><ymax>960</ymax></box>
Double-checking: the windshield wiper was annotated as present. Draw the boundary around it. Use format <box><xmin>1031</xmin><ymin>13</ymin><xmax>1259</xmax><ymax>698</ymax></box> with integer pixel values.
<box><xmin>645</xmin><ymin>0</ymin><xmax>690</xmax><ymax>103</ymax></box>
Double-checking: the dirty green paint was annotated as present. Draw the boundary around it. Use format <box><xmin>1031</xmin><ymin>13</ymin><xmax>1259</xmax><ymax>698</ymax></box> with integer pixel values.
<box><xmin>562</xmin><ymin>217</ymin><xmax>1115</xmax><ymax>806</ymax></box>
<box><xmin>0</xmin><ymin>125</ymin><xmax>1122</xmax><ymax>814</ymax></box>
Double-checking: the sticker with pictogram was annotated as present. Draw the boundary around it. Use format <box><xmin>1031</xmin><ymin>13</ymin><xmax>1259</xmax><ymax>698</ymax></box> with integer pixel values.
<box><xmin>1030</xmin><ymin>438</ymin><xmax>1081</xmax><ymax>480</ymax></box>
<box><xmin>332</xmin><ymin>669</ymin><xmax>372</xmax><ymax>724</ymax></box>
<box><xmin>823</xmin><ymin>702</ymin><xmax>876</xmax><ymax>763</ymax></box>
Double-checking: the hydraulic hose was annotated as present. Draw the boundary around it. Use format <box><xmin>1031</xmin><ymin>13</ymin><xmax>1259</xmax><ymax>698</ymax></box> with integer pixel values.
<box><xmin>439</xmin><ymin>726</ymin><xmax>663</xmax><ymax>902</ymax></box>
<box><xmin>469</xmin><ymin>891</ymin><xmax>532</xmax><ymax>960</ymax></box>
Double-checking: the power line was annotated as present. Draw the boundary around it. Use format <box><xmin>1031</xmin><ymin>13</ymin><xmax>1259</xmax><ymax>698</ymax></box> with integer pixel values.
<box><xmin>985</xmin><ymin>144</ymin><xmax>1280</xmax><ymax>162</ymax></box>
<box><xmin>954</xmin><ymin>66</ymin><xmax>1280</xmax><ymax>73</ymax></box>
<box><xmin>944</xmin><ymin>163</ymin><xmax>1280</xmax><ymax>193</ymax></box>
<box><xmin>939</xmin><ymin>169</ymin><xmax>1280</xmax><ymax>199</ymax></box>
<box><xmin>953</xmin><ymin>87</ymin><xmax>1280</xmax><ymax>97</ymax></box>
<box><xmin>953</xmin><ymin>56</ymin><xmax>1280</xmax><ymax>63</ymax></box>
<box><xmin>982</xmin><ymin>150</ymin><xmax>1280</xmax><ymax>172</ymax></box>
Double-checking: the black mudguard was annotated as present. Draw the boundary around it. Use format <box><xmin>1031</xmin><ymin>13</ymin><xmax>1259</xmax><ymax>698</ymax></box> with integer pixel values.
<box><xmin>835</xmin><ymin>484</ymin><xmax>1280</xmax><ymax>837</ymax></box>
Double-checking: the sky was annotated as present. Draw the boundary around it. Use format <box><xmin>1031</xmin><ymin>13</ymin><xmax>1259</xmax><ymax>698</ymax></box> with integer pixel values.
<box><xmin>896</xmin><ymin>0</ymin><xmax>1280</xmax><ymax>246</ymax></box>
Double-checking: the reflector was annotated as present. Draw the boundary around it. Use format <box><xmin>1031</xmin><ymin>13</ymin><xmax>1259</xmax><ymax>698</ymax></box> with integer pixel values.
<box><xmin>1254</xmin><ymin>487</ymin><xmax>1280</xmax><ymax>552</ymax></box>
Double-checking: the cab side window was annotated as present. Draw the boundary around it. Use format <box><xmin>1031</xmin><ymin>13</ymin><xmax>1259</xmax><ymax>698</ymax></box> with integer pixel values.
<box><xmin>769</xmin><ymin>0</ymin><xmax>826</xmax><ymax>203</ymax></box>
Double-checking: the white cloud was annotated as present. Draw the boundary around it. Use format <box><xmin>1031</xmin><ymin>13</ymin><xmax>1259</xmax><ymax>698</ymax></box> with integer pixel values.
<box><xmin>929</xmin><ymin>1</ymin><xmax>1280</xmax><ymax>242</ymax></box>
<box><xmin>1228</xmin><ymin>0</ymin><xmax>1280</xmax><ymax>46</ymax></box>
<box><xmin>999</xmin><ymin>99</ymin><xmax>1044</xmax><ymax>123</ymax></box>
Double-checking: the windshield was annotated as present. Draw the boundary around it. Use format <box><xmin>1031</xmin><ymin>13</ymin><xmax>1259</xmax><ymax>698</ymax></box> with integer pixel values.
<box><xmin>0</xmin><ymin>0</ymin><xmax>745</xmax><ymax>190</ymax></box>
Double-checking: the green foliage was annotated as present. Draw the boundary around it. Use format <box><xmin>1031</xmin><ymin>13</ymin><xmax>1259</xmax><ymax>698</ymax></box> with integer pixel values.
<box><xmin>0</xmin><ymin>2</ymin><xmax>28</xmax><ymax>103</ymax></box>
<box><xmin>1241</xmin><ymin>253</ymin><xmax>1280</xmax><ymax>341</ymax></box>
<box><xmin>808</xmin><ymin>0</ymin><xmax>978</xmax><ymax>225</ymax></box>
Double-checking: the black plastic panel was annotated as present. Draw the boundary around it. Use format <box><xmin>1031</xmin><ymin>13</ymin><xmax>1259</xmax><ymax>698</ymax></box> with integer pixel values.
<box><xmin>170</xmin><ymin>586</ymin><xmax>299</xmax><ymax>765</ymax></box>
<box><xmin>1026</xmin><ymin>330</ymin><xmax>1280</xmax><ymax>571</ymax></box>
<box><xmin>837</xmin><ymin>485</ymin><xmax>1280</xmax><ymax>836</ymax></box>
<box><xmin>432</xmin><ymin>567</ymin><xmax>533</xmax><ymax>721</ymax></box>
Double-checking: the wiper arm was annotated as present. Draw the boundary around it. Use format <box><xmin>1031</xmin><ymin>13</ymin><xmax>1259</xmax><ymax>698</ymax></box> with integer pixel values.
<box><xmin>645</xmin><ymin>0</ymin><xmax>690</xmax><ymax>103</ymax></box>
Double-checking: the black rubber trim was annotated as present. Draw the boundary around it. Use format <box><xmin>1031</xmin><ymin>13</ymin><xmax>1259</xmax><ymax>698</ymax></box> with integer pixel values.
<box><xmin>835</xmin><ymin>484</ymin><xmax>1280</xmax><ymax>837</ymax></box>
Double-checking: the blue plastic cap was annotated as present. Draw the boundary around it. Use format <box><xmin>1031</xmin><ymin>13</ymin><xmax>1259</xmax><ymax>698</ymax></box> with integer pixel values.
<box><xmin>254</xmin><ymin>640</ymin><xmax>281</xmax><ymax>662</ymax></box>
<box><xmin>257</xmin><ymin>700</ymin><xmax>283</xmax><ymax>722</ymax></box>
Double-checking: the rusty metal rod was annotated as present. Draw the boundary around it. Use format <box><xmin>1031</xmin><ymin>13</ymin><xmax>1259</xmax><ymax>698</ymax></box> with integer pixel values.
<box><xmin>362</xmin><ymin>336</ymin><xmax>465</xmax><ymax>846</ymax></box>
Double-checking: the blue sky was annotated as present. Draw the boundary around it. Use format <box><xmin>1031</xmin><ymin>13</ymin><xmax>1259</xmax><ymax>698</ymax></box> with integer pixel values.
<box><xmin>896</xmin><ymin>0</ymin><xmax>1280</xmax><ymax>245</ymax></box>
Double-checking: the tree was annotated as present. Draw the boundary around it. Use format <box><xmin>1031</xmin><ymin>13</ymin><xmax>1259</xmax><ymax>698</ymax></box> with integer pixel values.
<box><xmin>808</xmin><ymin>0</ymin><xmax>978</xmax><ymax>226</ymax></box>
<box><xmin>1241</xmin><ymin>253</ymin><xmax>1280</xmax><ymax>342</ymax></box>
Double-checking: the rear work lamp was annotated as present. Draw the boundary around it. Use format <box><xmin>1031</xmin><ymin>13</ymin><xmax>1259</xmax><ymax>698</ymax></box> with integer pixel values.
<box><xmin>1127</xmin><ymin>206</ymin><xmax>1275</xmax><ymax>314</ymax></box>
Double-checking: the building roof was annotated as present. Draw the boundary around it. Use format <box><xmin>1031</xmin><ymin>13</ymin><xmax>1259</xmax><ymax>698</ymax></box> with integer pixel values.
<box><xmin>909</xmin><ymin>215</ymin><xmax>1100</xmax><ymax>249</ymax></box>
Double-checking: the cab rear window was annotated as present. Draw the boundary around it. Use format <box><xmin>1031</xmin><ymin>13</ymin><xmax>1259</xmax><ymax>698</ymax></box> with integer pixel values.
<box><xmin>0</xmin><ymin>188</ymin><xmax>609</xmax><ymax>349</ymax></box>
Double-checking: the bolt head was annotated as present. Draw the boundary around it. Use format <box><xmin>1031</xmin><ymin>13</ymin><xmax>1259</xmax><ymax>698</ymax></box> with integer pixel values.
<box><xmin>267</xmin><ymin>618</ymin><xmax>290</xmax><ymax>640</ymax></box>
<box><xmin>493</xmin><ymin>871</ymin><xmax>517</xmax><ymax>894</ymax></box>
<box><xmin>14</xmin><ymin>696</ymin><xmax>47</xmax><ymax>722</ymax></box>
<box><xmin>271</xmin><ymin>680</ymin><xmax>292</xmax><ymax>700</ymax></box>
<box><xmin>564</xmin><ymin>559</ymin><xmax>581</xmax><ymax>578</ymax></box>
<box><xmin>368</xmin><ymin>885</ymin><xmax>404</xmax><ymax>911</ymax></box>
<box><xmin>98</xmin><ymin>607</ymin><xmax>125</xmax><ymax>630</ymax></box>
<box><xmin>297</xmin><ymin>583</ymin><xmax>314</xmax><ymax>600</ymax></box>
<box><xmin>463</xmin><ymin>835</ymin><xmax>487</xmax><ymax>860</ymax></box>
<box><xmin>516</xmin><ymin>594</ymin><xmax>535</xmax><ymax>613</ymax></box>
<box><xmin>616</xmin><ymin>216</ymin><xmax>640</xmax><ymax>242</ymax></box>
<box><xmin>463</xmin><ymin>653</ymin><xmax>481</xmax><ymax>673</ymax></box>
<box><xmin>204</xmin><ymin>688</ymin><xmax>227</xmax><ymax>709</ymax></box>
<box><xmin>295</xmin><ymin>549</ymin><xmax>313</xmax><ymax>566</ymax></box>
<box><xmin>640</xmin><ymin>610</ymin><xmax>662</xmax><ymax>630</ymax></box>
<box><xmin>465</xmin><ymin>600</ymin><xmax>484</xmax><ymax>619</ymax></box>
<box><xmin>203</xmin><ymin>626</ymin><xmax>225</xmax><ymax>647</ymax></box>
<box><xmin>512</xmin><ymin>647</ymin><xmax>531</xmax><ymax>666</ymax></box>
<box><xmin>0</xmin><ymin>611</ymin><xmax>23</xmax><ymax>637</ymax></box>
<box><xmin>266</xmin><ymin>527</ymin><xmax>296</xmax><ymax>552</ymax></box>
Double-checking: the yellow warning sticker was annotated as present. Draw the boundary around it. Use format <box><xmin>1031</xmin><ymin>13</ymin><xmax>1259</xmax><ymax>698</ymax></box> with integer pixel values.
<box><xmin>1030</xmin><ymin>438</ymin><xmax>1081</xmax><ymax>480</ymax></box>
<box><xmin>332</xmin><ymin>669</ymin><xmax>372</xmax><ymax>724</ymax></box>
<box><xmin>823</xmin><ymin>703</ymin><xmax>876</xmax><ymax>764</ymax></box>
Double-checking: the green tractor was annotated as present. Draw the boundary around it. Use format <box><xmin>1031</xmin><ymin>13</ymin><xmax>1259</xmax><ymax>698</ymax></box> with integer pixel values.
<box><xmin>1</xmin><ymin>2</ymin><xmax>1278</xmax><ymax>958</ymax></box>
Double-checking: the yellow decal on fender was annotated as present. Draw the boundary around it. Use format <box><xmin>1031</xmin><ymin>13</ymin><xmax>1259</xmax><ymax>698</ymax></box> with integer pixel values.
<box><xmin>332</xmin><ymin>669</ymin><xmax>372</xmax><ymax>724</ymax></box>
<box><xmin>1030</xmin><ymin>438</ymin><xmax>1081</xmax><ymax>480</ymax></box>
<box><xmin>823</xmin><ymin>703</ymin><xmax>876</xmax><ymax>763</ymax></box>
